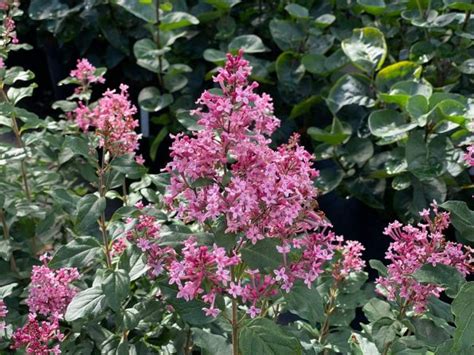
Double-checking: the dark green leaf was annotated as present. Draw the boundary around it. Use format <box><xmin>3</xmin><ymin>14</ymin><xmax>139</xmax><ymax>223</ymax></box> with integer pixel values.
<box><xmin>440</xmin><ymin>201</ymin><xmax>474</xmax><ymax>241</ymax></box>
<box><xmin>65</xmin><ymin>286</ymin><xmax>106</xmax><ymax>321</ymax></box>
<box><xmin>50</xmin><ymin>236</ymin><xmax>101</xmax><ymax>268</ymax></box>
<box><xmin>138</xmin><ymin>86</ymin><xmax>173</xmax><ymax>112</ymax></box>
<box><xmin>326</xmin><ymin>74</ymin><xmax>375</xmax><ymax>114</ymax></box>
<box><xmin>75</xmin><ymin>194</ymin><xmax>106</xmax><ymax>235</ymax></box>
<box><xmin>451</xmin><ymin>282</ymin><xmax>474</xmax><ymax>352</ymax></box>
<box><xmin>341</xmin><ymin>27</ymin><xmax>387</xmax><ymax>74</ymax></box>
<box><xmin>239</xmin><ymin>318</ymin><xmax>302</xmax><ymax>355</ymax></box>
<box><xmin>228</xmin><ymin>35</ymin><xmax>268</xmax><ymax>53</ymax></box>
<box><xmin>285</xmin><ymin>282</ymin><xmax>325</xmax><ymax>325</ymax></box>
<box><xmin>241</xmin><ymin>238</ymin><xmax>281</xmax><ymax>270</ymax></box>
<box><xmin>413</xmin><ymin>264</ymin><xmax>465</xmax><ymax>298</ymax></box>
<box><xmin>102</xmin><ymin>269</ymin><xmax>130</xmax><ymax>311</ymax></box>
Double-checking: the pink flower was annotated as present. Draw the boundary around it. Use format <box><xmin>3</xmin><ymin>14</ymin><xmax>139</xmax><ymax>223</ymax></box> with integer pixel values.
<box><xmin>70</xmin><ymin>58</ymin><xmax>105</xmax><ymax>85</ymax></box>
<box><xmin>11</xmin><ymin>314</ymin><xmax>63</xmax><ymax>354</ymax></box>
<box><xmin>376</xmin><ymin>202</ymin><xmax>472</xmax><ymax>313</ymax></box>
<box><xmin>0</xmin><ymin>299</ymin><xmax>7</xmax><ymax>335</ymax></box>
<box><xmin>164</xmin><ymin>51</ymin><xmax>322</xmax><ymax>247</ymax></box>
<box><xmin>112</xmin><ymin>238</ymin><xmax>127</xmax><ymax>256</ymax></box>
<box><xmin>228</xmin><ymin>282</ymin><xmax>243</xmax><ymax>298</ymax></box>
<box><xmin>334</xmin><ymin>240</ymin><xmax>366</xmax><ymax>279</ymax></box>
<box><xmin>169</xmin><ymin>237</ymin><xmax>240</xmax><ymax>307</ymax></box>
<box><xmin>247</xmin><ymin>305</ymin><xmax>261</xmax><ymax>318</ymax></box>
<box><xmin>26</xmin><ymin>262</ymin><xmax>79</xmax><ymax>319</ymax></box>
<box><xmin>70</xmin><ymin>84</ymin><xmax>141</xmax><ymax>159</ymax></box>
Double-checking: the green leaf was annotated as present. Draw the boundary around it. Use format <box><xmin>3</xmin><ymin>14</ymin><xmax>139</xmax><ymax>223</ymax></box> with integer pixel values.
<box><xmin>363</xmin><ymin>298</ymin><xmax>393</xmax><ymax>323</ymax></box>
<box><xmin>350</xmin><ymin>333</ymin><xmax>380</xmax><ymax>355</ymax></box>
<box><xmin>444</xmin><ymin>0</ymin><xmax>474</xmax><ymax>11</ymax></box>
<box><xmin>285</xmin><ymin>3</ymin><xmax>309</xmax><ymax>18</ymax></box>
<box><xmin>326</xmin><ymin>74</ymin><xmax>375</xmax><ymax>114</ymax></box>
<box><xmin>52</xmin><ymin>100</ymin><xmax>77</xmax><ymax>112</ymax></box>
<box><xmin>357</xmin><ymin>0</ymin><xmax>386</xmax><ymax>15</ymax></box>
<box><xmin>203</xmin><ymin>49</ymin><xmax>227</xmax><ymax>63</ymax></box>
<box><xmin>239</xmin><ymin>318</ymin><xmax>302</xmax><ymax>355</ymax></box>
<box><xmin>28</xmin><ymin>0</ymin><xmax>69</xmax><ymax>20</ymax></box>
<box><xmin>114</xmin><ymin>0</ymin><xmax>157</xmax><ymax>23</ymax></box>
<box><xmin>459</xmin><ymin>59</ymin><xmax>474</xmax><ymax>74</ymax></box>
<box><xmin>275</xmin><ymin>52</ymin><xmax>305</xmax><ymax>85</ymax></box>
<box><xmin>406</xmin><ymin>95</ymin><xmax>429</xmax><ymax>125</ymax></box>
<box><xmin>121</xmin><ymin>308</ymin><xmax>140</xmax><ymax>330</ymax></box>
<box><xmin>451</xmin><ymin>282</ymin><xmax>474</xmax><ymax>352</ymax></box>
<box><xmin>111</xmin><ymin>154</ymin><xmax>147</xmax><ymax>179</ymax></box>
<box><xmin>308</xmin><ymin>118</ymin><xmax>352</xmax><ymax>145</ymax></box>
<box><xmin>406</xmin><ymin>131</ymin><xmax>446</xmax><ymax>180</ymax></box>
<box><xmin>0</xmin><ymin>283</ymin><xmax>18</xmax><ymax>298</ymax></box>
<box><xmin>192</xmin><ymin>328</ymin><xmax>232</xmax><ymax>355</ymax></box>
<box><xmin>341</xmin><ymin>27</ymin><xmax>387</xmax><ymax>74</ymax></box>
<box><xmin>160</xmin><ymin>285</ymin><xmax>213</xmax><ymax>325</ymax></box>
<box><xmin>119</xmin><ymin>245</ymin><xmax>148</xmax><ymax>281</ymax></box>
<box><xmin>411</xmin><ymin>318</ymin><xmax>451</xmax><ymax>346</ymax></box>
<box><xmin>133</xmin><ymin>39</ymin><xmax>168</xmax><ymax>73</ymax></box>
<box><xmin>50</xmin><ymin>236</ymin><xmax>101</xmax><ymax>268</ymax></box>
<box><xmin>164</xmin><ymin>72</ymin><xmax>187</xmax><ymax>93</ymax></box>
<box><xmin>4</xmin><ymin>67</ymin><xmax>35</xmax><ymax>85</ymax></box>
<box><xmin>289</xmin><ymin>95</ymin><xmax>321</xmax><ymax>119</ymax></box>
<box><xmin>228</xmin><ymin>35</ymin><xmax>268</xmax><ymax>53</ymax></box>
<box><xmin>315</xmin><ymin>14</ymin><xmax>336</xmax><ymax>28</ymax></box>
<box><xmin>241</xmin><ymin>238</ymin><xmax>281</xmax><ymax>270</ymax></box>
<box><xmin>160</xmin><ymin>12</ymin><xmax>199</xmax><ymax>31</ymax></box>
<box><xmin>414</xmin><ymin>264</ymin><xmax>465</xmax><ymax>298</ymax></box>
<box><xmin>285</xmin><ymin>282</ymin><xmax>325</xmax><ymax>325</ymax></box>
<box><xmin>368</xmin><ymin>109</ymin><xmax>417</xmax><ymax>137</ymax></box>
<box><xmin>372</xmin><ymin>318</ymin><xmax>397</xmax><ymax>351</ymax></box>
<box><xmin>65</xmin><ymin>286</ymin><xmax>106</xmax><ymax>321</ymax></box>
<box><xmin>75</xmin><ymin>194</ymin><xmax>106</xmax><ymax>235</ymax></box>
<box><xmin>269</xmin><ymin>19</ymin><xmax>305</xmax><ymax>51</ymax></box>
<box><xmin>379</xmin><ymin>80</ymin><xmax>432</xmax><ymax>107</ymax></box>
<box><xmin>440</xmin><ymin>201</ymin><xmax>474</xmax><ymax>241</ymax></box>
<box><xmin>102</xmin><ymin>269</ymin><xmax>130</xmax><ymax>311</ymax></box>
<box><xmin>314</xmin><ymin>167</ymin><xmax>344</xmax><ymax>194</ymax></box>
<box><xmin>138</xmin><ymin>86</ymin><xmax>173</xmax><ymax>112</ymax></box>
<box><xmin>7</xmin><ymin>84</ymin><xmax>37</xmax><ymax>104</ymax></box>
<box><xmin>205</xmin><ymin>0</ymin><xmax>241</xmax><ymax>10</ymax></box>
<box><xmin>0</xmin><ymin>240</ymin><xmax>12</xmax><ymax>261</ymax></box>
<box><xmin>302</xmin><ymin>54</ymin><xmax>326</xmax><ymax>75</ymax></box>
<box><xmin>375</xmin><ymin>61</ymin><xmax>422</xmax><ymax>93</ymax></box>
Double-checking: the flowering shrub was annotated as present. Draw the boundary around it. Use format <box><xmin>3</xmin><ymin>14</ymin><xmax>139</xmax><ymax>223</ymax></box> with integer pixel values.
<box><xmin>0</xmin><ymin>4</ymin><xmax>473</xmax><ymax>355</ymax></box>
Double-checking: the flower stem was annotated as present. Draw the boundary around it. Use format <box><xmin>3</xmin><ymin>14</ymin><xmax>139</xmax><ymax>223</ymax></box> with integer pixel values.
<box><xmin>231</xmin><ymin>266</ymin><xmax>239</xmax><ymax>355</ymax></box>
<box><xmin>98</xmin><ymin>151</ymin><xmax>112</xmax><ymax>268</ymax></box>
<box><xmin>232</xmin><ymin>298</ymin><xmax>239</xmax><ymax>355</ymax></box>
<box><xmin>0</xmin><ymin>88</ymin><xmax>31</xmax><ymax>201</ymax></box>
<box><xmin>319</xmin><ymin>284</ymin><xmax>339</xmax><ymax>354</ymax></box>
<box><xmin>0</xmin><ymin>208</ymin><xmax>17</xmax><ymax>273</ymax></box>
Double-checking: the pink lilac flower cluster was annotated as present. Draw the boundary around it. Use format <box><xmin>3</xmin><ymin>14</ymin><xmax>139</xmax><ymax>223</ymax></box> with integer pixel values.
<box><xmin>11</xmin><ymin>314</ymin><xmax>62</xmax><ymax>355</ymax></box>
<box><xmin>228</xmin><ymin>271</ymin><xmax>278</xmax><ymax>318</ymax></box>
<box><xmin>0</xmin><ymin>299</ymin><xmax>7</xmax><ymax>335</ymax></box>
<box><xmin>0</xmin><ymin>0</ymin><xmax>19</xmax><ymax>47</ymax></box>
<box><xmin>124</xmin><ymin>201</ymin><xmax>175</xmax><ymax>277</ymax></box>
<box><xmin>26</xmin><ymin>260</ymin><xmax>80</xmax><ymax>319</ymax></box>
<box><xmin>11</xmin><ymin>255</ymin><xmax>79</xmax><ymax>353</ymax></box>
<box><xmin>169</xmin><ymin>237</ymin><xmax>240</xmax><ymax>317</ymax></box>
<box><xmin>376</xmin><ymin>202</ymin><xmax>472</xmax><ymax>313</ymax></box>
<box><xmin>164</xmin><ymin>51</ymin><xmax>323</xmax><ymax>243</ymax></box>
<box><xmin>70</xmin><ymin>58</ymin><xmax>105</xmax><ymax>86</ymax></box>
<box><xmin>68</xmin><ymin>59</ymin><xmax>144</xmax><ymax>164</ymax></box>
<box><xmin>465</xmin><ymin>145</ymin><xmax>474</xmax><ymax>167</ymax></box>
<box><xmin>163</xmin><ymin>51</ymin><xmax>363</xmax><ymax>317</ymax></box>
